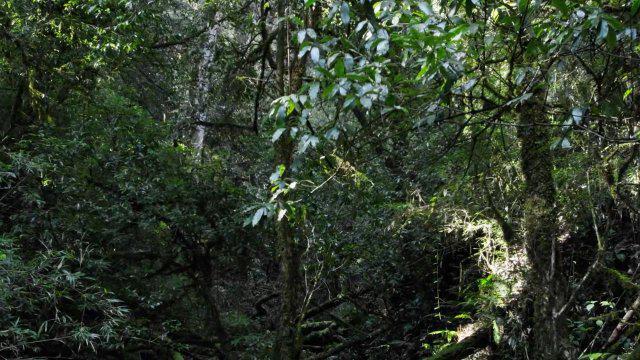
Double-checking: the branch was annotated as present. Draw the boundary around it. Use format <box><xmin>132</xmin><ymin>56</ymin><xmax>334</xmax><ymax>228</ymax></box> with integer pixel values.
<box><xmin>606</xmin><ymin>294</ymin><xmax>640</xmax><ymax>347</ymax></box>
<box><xmin>554</xmin><ymin>256</ymin><xmax>603</xmax><ymax>319</ymax></box>
<box><xmin>150</xmin><ymin>28</ymin><xmax>209</xmax><ymax>49</ymax></box>
<box><xmin>194</xmin><ymin>120</ymin><xmax>254</xmax><ymax>132</ymax></box>
<box><xmin>254</xmin><ymin>292</ymin><xmax>278</xmax><ymax>317</ymax></box>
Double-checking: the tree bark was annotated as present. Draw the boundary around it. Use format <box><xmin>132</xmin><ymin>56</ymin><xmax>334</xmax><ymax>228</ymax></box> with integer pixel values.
<box><xmin>270</xmin><ymin>1</ymin><xmax>302</xmax><ymax>358</ymax></box>
<box><xmin>516</xmin><ymin>96</ymin><xmax>567</xmax><ymax>359</ymax></box>
<box><xmin>191</xmin><ymin>246</ymin><xmax>229</xmax><ymax>357</ymax></box>
<box><xmin>271</xmin><ymin>2</ymin><xmax>320</xmax><ymax>358</ymax></box>
<box><xmin>187</xmin><ymin>30</ymin><xmax>234</xmax><ymax>354</ymax></box>
<box><xmin>4</xmin><ymin>79</ymin><xmax>25</xmax><ymax>136</ymax></box>
<box><xmin>192</xmin><ymin>19</ymin><xmax>221</xmax><ymax>159</ymax></box>
<box><xmin>606</xmin><ymin>294</ymin><xmax>640</xmax><ymax>347</ymax></box>
<box><xmin>272</xmin><ymin>148</ymin><xmax>304</xmax><ymax>360</ymax></box>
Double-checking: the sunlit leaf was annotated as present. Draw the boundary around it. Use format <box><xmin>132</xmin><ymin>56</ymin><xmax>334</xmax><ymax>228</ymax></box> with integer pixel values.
<box><xmin>340</xmin><ymin>2</ymin><xmax>350</xmax><ymax>25</ymax></box>
<box><xmin>310</xmin><ymin>47</ymin><xmax>320</xmax><ymax>63</ymax></box>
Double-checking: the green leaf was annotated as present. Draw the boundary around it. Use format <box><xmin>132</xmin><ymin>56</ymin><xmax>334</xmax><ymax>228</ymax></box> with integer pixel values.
<box><xmin>492</xmin><ymin>320</ymin><xmax>502</xmax><ymax>344</ymax></box>
<box><xmin>310</xmin><ymin>47</ymin><xmax>320</xmax><ymax>62</ymax></box>
<box><xmin>360</xmin><ymin>96</ymin><xmax>372</xmax><ymax>109</ymax></box>
<box><xmin>334</xmin><ymin>58</ymin><xmax>346</xmax><ymax>77</ymax></box>
<box><xmin>322</xmin><ymin>84</ymin><xmax>337</xmax><ymax>98</ymax></box>
<box><xmin>518</xmin><ymin>0</ymin><xmax>529</xmax><ymax>13</ymax></box>
<box><xmin>286</xmin><ymin>99</ymin><xmax>296</xmax><ymax>115</ymax></box>
<box><xmin>571</xmin><ymin>108</ymin><xmax>584</xmax><ymax>124</ymax></box>
<box><xmin>309</xmin><ymin>82</ymin><xmax>320</xmax><ymax>100</ymax></box>
<box><xmin>298</xmin><ymin>135</ymin><xmax>319</xmax><ymax>153</ymax></box>
<box><xmin>344</xmin><ymin>53</ymin><xmax>354</xmax><ymax>71</ymax></box>
<box><xmin>298</xmin><ymin>45</ymin><xmax>311</xmax><ymax>58</ymax></box>
<box><xmin>598</xmin><ymin>20</ymin><xmax>609</xmax><ymax>41</ymax></box>
<box><xmin>550</xmin><ymin>0</ymin><xmax>569</xmax><ymax>14</ymax></box>
<box><xmin>506</xmin><ymin>92</ymin><xmax>532</xmax><ymax>106</ymax></box>
<box><xmin>277</xmin><ymin>209</ymin><xmax>287</xmax><ymax>221</ymax></box>
<box><xmin>340</xmin><ymin>2</ymin><xmax>350</xmax><ymax>25</ymax></box>
<box><xmin>252</xmin><ymin>208</ymin><xmax>266</xmax><ymax>227</ymax></box>
<box><xmin>355</xmin><ymin>20</ymin><xmax>368</xmax><ymax>32</ymax></box>
<box><xmin>633</xmin><ymin>0</ymin><xmax>640</xmax><ymax>16</ymax></box>
<box><xmin>416</xmin><ymin>63</ymin><xmax>431</xmax><ymax>80</ymax></box>
<box><xmin>605</xmin><ymin>29</ymin><xmax>617</xmax><ymax>49</ymax></box>
<box><xmin>306</xmin><ymin>28</ymin><xmax>317</xmax><ymax>39</ymax></box>
<box><xmin>343</xmin><ymin>96</ymin><xmax>356</xmax><ymax>109</ymax></box>
<box><xmin>325</xmin><ymin>128</ymin><xmax>340</xmax><ymax>140</ymax></box>
<box><xmin>585</xmin><ymin>302</ymin><xmax>595</xmax><ymax>312</ymax></box>
<box><xmin>276</xmin><ymin>105</ymin><xmax>286</xmax><ymax>120</ymax></box>
<box><xmin>377</xmin><ymin>29</ymin><xmax>389</xmax><ymax>40</ymax></box>
<box><xmin>418</xmin><ymin>2</ymin><xmax>434</xmax><ymax>16</ymax></box>
<box><xmin>376</xmin><ymin>40</ymin><xmax>389</xmax><ymax>55</ymax></box>
<box><xmin>270</xmin><ymin>165</ymin><xmax>284</xmax><ymax>182</ymax></box>
<box><xmin>580</xmin><ymin>353</ymin><xmax>609</xmax><ymax>360</ymax></box>
<box><xmin>272</xmin><ymin>128</ymin><xmax>286</xmax><ymax>143</ymax></box>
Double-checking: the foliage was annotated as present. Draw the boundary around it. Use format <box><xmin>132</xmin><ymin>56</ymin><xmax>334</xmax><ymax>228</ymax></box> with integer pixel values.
<box><xmin>1</xmin><ymin>0</ymin><xmax>640</xmax><ymax>358</ymax></box>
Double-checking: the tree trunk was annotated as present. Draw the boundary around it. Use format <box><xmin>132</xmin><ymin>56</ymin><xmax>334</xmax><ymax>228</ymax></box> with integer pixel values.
<box><xmin>272</xmin><ymin>190</ymin><xmax>304</xmax><ymax>359</ymax></box>
<box><xmin>272</xmin><ymin>100</ymin><xmax>303</xmax><ymax>360</ymax></box>
<box><xmin>197</xmin><ymin>280</ymin><xmax>229</xmax><ymax>345</ymax></box>
<box><xmin>4</xmin><ymin>79</ymin><xmax>25</xmax><ymax>136</ymax></box>
<box><xmin>192</xmin><ymin>21</ymin><xmax>220</xmax><ymax>159</ymax></box>
<box><xmin>517</xmin><ymin>96</ymin><xmax>566</xmax><ymax>359</ymax></box>
<box><xmin>271</xmin><ymin>2</ymin><xmax>320</xmax><ymax>358</ymax></box>
<box><xmin>270</xmin><ymin>0</ymin><xmax>302</xmax><ymax>358</ymax></box>
<box><xmin>194</xmin><ymin>251</ymin><xmax>230</xmax><ymax>358</ymax></box>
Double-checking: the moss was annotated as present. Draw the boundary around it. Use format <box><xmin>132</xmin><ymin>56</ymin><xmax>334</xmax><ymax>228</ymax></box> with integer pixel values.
<box><xmin>604</xmin><ymin>267</ymin><xmax>640</xmax><ymax>291</ymax></box>
<box><xmin>426</xmin><ymin>327</ymin><xmax>490</xmax><ymax>360</ymax></box>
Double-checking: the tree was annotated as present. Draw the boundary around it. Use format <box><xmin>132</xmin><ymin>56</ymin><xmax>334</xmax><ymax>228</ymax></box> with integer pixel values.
<box><xmin>2</xmin><ymin>0</ymin><xmax>640</xmax><ymax>359</ymax></box>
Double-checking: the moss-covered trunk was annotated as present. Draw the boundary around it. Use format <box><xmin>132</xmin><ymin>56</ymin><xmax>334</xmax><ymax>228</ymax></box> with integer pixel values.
<box><xmin>272</xmin><ymin>75</ymin><xmax>303</xmax><ymax>360</ymax></box>
<box><xmin>271</xmin><ymin>1</ymin><xmax>305</xmax><ymax>358</ymax></box>
<box><xmin>269</xmin><ymin>2</ymin><xmax>321</xmax><ymax>356</ymax></box>
<box><xmin>517</xmin><ymin>97</ymin><xmax>566</xmax><ymax>358</ymax></box>
<box><xmin>272</xmin><ymin>135</ymin><xmax>303</xmax><ymax>359</ymax></box>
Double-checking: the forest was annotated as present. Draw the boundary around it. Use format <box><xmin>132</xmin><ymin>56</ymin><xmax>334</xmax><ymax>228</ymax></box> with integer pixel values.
<box><xmin>0</xmin><ymin>0</ymin><xmax>639</xmax><ymax>359</ymax></box>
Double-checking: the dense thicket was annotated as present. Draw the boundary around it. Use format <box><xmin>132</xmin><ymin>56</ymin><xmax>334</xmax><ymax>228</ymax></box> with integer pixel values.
<box><xmin>1</xmin><ymin>0</ymin><xmax>639</xmax><ymax>359</ymax></box>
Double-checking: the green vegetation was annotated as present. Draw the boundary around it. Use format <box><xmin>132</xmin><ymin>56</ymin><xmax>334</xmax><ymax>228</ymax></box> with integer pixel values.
<box><xmin>1</xmin><ymin>0</ymin><xmax>639</xmax><ymax>359</ymax></box>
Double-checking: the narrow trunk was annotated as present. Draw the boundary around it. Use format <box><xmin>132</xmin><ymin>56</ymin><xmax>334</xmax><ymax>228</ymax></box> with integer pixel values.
<box><xmin>271</xmin><ymin>1</ymin><xmax>321</xmax><ymax>358</ymax></box>
<box><xmin>517</xmin><ymin>98</ymin><xmax>566</xmax><ymax>359</ymax></box>
<box><xmin>4</xmin><ymin>79</ymin><xmax>25</xmax><ymax>136</ymax></box>
<box><xmin>193</xmin><ymin>24</ymin><xmax>220</xmax><ymax>159</ymax></box>
<box><xmin>195</xmin><ymin>259</ymin><xmax>229</xmax><ymax>358</ymax></box>
<box><xmin>198</xmin><ymin>280</ymin><xmax>228</xmax><ymax>344</ymax></box>
<box><xmin>271</xmin><ymin>0</ymin><xmax>302</xmax><ymax>356</ymax></box>
<box><xmin>272</xmin><ymin>139</ymin><xmax>303</xmax><ymax>360</ymax></box>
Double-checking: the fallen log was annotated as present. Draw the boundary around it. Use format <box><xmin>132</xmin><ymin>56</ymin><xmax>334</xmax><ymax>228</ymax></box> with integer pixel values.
<box><xmin>306</xmin><ymin>328</ymin><xmax>384</xmax><ymax>360</ymax></box>
<box><xmin>302</xmin><ymin>287</ymin><xmax>372</xmax><ymax>320</ymax></box>
<box><xmin>425</xmin><ymin>327</ymin><xmax>491</xmax><ymax>360</ymax></box>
